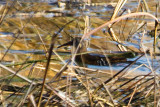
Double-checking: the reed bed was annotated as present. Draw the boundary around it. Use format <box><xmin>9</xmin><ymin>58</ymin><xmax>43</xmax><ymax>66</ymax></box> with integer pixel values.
<box><xmin>0</xmin><ymin>0</ymin><xmax>159</xmax><ymax>106</ymax></box>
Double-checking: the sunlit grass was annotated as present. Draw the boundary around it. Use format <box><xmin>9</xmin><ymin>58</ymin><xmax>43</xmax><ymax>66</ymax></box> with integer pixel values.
<box><xmin>0</xmin><ymin>0</ymin><xmax>159</xmax><ymax>106</ymax></box>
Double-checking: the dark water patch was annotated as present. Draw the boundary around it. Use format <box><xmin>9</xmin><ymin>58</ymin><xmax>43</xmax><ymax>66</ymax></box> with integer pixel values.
<box><xmin>91</xmin><ymin>35</ymin><xmax>104</xmax><ymax>39</ymax></box>
<box><xmin>46</xmin><ymin>2</ymin><xmax>115</xmax><ymax>17</ymax></box>
<box><xmin>123</xmin><ymin>41</ymin><xmax>140</xmax><ymax>49</ymax></box>
<box><xmin>0</xmin><ymin>1</ymin><xmax>6</xmax><ymax>5</ymax></box>
<box><xmin>3</xmin><ymin>50</ymin><xmax>71</xmax><ymax>55</ymax></box>
<box><xmin>0</xmin><ymin>32</ymin><xmax>14</xmax><ymax>37</ymax></box>
<box><xmin>87</xmin><ymin>55</ymin><xmax>160</xmax><ymax>74</ymax></box>
<box><xmin>6</xmin><ymin>50</ymin><xmax>45</xmax><ymax>54</ymax></box>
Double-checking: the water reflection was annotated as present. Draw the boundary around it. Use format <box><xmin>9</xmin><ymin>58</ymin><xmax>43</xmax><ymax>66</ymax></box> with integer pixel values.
<box><xmin>88</xmin><ymin>55</ymin><xmax>160</xmax><ymax>74</ymax></box>
<box><xmin>0</xmin><ymin>0</ymin><xmax>159</xmax><ymax>74</ymax></box>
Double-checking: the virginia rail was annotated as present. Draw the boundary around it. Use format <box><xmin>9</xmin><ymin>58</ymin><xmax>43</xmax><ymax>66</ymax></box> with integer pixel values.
<box><xmin>58</xmin><ymin>37</ymin><xmax>136</xmax><ymax>66</ymax></box>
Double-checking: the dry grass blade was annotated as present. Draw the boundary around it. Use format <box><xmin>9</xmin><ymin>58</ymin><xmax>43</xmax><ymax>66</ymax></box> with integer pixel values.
<box><xmin>114</xmin><ymin>74</ymin><xmax>153</xmax><ymax>92</ymax></box>
<box><xmin>44</xmin><ymin>84</ymin><xmax>76</xmax><ymax>107</ymax></box>
<box><xmin>49</xmin><ymin>59</ymin><xmax>71</xmax><ymax>82</ymax></box>
<box><xmin>111</xmin><ymin>0</ymin><xmax>127</xmax><ymax>20</ymax></box>
<box><xmin>153</xmin><ymin>4</ymin><xmax>159</xmax><ymax>106</ymax></box>
<box><xmin>93</xmin><ymin>53</ymin><xmax>144</xmax><ymax>94</ymax></box>
<box><xmin>0</xmin><ymin>85</ymin><xmax>27</xmax><ymax>106</ymax></box>
<box><xmin>34</xmin><ymin>25</ymin><xmax>48</xmax><ymax>59</ymax></box>
<box><xmin>0</xmin><ymin>63</ymin><xmax>36</xmax><ymax>84</ymax></box>
<box><xmin>83</xmin><ymin>12</ymin><xmax>158</xmax><ymax>40</ymax></box>
<box><xmin>119</xmin><ymin>82</ymin><xmax>154</xmax><ymax>105</ymax></box>
<box><xmin>17</xmin><ymin>82</ymin><xmax>34</xmax><ymax>107</ymax></box>
<box><xmin>29</xmin><ymin>94</ymin><xmax>37</xmax><ymax>107</ymax></box>
<box><xmin>142</xmin><ymin>0</ymin><xmax>150</xmax><ymax>12</ymax></box>
<box><xmin>0</xmin><ymin>2</ymin><xmax>8</xmax><ymax>23</ymax></box>
<box><xmin>127</xmin><ymin>85</ymin><xmax>137</xmax><ymax>106</ymax></box>
<box><xmin>115</xmin><ymin>72</ymin><xmax>152</xmax><ymax>99</ymax></box>
<box><xmin>109</xmin><ymin>0</ymin><xmax>127</xmax><ymax>51</ymax></box>
<box><xmin>37</xmin><ymin>19</ymin><xmax>75</xmax><ymax>107</ymax></box>
<box><xmin>71</xmin><ymin>12</ymin><xmax>159</xmax><ymax>64</ymax></box>
<box><xmin>0</xmin><ymin>0</ymin><xmax>16</xmax><ymax>25</ymax></box>
<box><xmin>153</xmin><ymin>4</ymin><xmax>159</xmax><ymax>54</ymax></box>
<box><xmin>128</xmin><ymin>22</ymin><xmax>147</xmax><ymax>40</ymax></box>
<box><xmin>0</xmin><ymin>10</ymin><xmax>40</xmax><ymax>61</ymax></box>
<box><xmin>102</xmin><ymin>82</ymin><xmax>115</xmax><ymax>106</ymax></box>
<box><xmin>44</xmin><ymin>91</ymin><xmax>53</xmax><ymax>106</ymax></box>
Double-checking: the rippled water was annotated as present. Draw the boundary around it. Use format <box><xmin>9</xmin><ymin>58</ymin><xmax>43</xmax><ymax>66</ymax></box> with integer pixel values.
<box><xmin>0</xmin><ymin>0</ymin><xmax>160</xmax><ymax>74</ymax></box>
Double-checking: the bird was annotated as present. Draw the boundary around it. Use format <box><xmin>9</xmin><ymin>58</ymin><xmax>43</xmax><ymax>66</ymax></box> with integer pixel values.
<box><xmin>57</xmin><ymin>37</ymin><xmax>137</xmax><ymax>66</ymax></box>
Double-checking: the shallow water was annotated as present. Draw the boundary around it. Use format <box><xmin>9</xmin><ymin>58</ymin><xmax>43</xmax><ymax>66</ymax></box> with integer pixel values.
<box><xmin>0</xmin><ymin>1</ymin><xmax>160</xmax><ymax>106</ymax></box>
<box><xmin>0</xmin><ymin>0</ymin><xmax>160</xmax><ymax>74</ymax></box>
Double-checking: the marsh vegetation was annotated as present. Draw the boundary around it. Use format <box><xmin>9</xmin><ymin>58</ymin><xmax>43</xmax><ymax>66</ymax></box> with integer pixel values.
<box><xmin>0</xmin><ymin>0</ymin><xmax>160</xmax><ymax>106</ymax></box>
